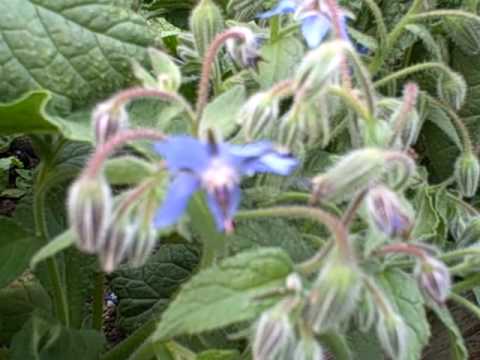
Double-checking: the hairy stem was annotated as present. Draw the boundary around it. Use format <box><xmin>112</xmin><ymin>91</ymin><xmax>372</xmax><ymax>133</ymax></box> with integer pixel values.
<box><xmin>83</xmin><ymin>129</ymin><xmax>166</xmax><ymax>178</ymax></box>
<box><xmin>196</xmin><ymin>29</ymin><xmax>249</xmax><ymax>121</ymax></box>
<box><xmin>450</xmin><ymin>293</ymin><xmax>480</xmax><ymax>321</ymax></box>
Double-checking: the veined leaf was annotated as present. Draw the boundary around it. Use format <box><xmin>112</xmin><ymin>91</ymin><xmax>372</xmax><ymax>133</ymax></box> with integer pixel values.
<box><xmin>0</xmin><ymin>0</ymin><xmax>156</xmax><ymax>110</ymax></box>
<box><xmin>153</xmin><ymin>248</ymin><xmax>294</xmax><ymax>340</ymax></box>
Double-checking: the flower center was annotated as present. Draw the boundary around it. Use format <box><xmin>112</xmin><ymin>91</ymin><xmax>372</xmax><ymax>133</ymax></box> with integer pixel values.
<box><xmin>201</xmin><ymin>159</ymin><xmax>239</xmax><ymax>193</ymax></box>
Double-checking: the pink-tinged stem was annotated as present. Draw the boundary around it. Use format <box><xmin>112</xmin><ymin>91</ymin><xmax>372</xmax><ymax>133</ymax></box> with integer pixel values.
<box><xmin>196</xmin><ymin>29</ymin><xmax>248</xmax><ymax>120</ymax></box>
<box><xmin>83</xmin><ymin>129</ymin><xmax>166</xmax><ymax>179</ymax></box>
<box><xmin>377</xmin><ymin>243</ymin><xmax>428</xmax><ymax>261</ymax></box>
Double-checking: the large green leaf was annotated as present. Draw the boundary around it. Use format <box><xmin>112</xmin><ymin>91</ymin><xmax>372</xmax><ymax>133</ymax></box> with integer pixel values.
<box><xmin>378</xmin><ymin>269</ymin><xmax>431</xmax><ymax>360</ymax></box>
<box><xmin>0</xmin><ymin>91</ymin><xmax>59</xmax><ymax>135</ymax></box>
<box><xmin>258</xmin><ymin>36</ymin><xmax>304</xmax><ymax>89</ymax></box>
<box><xmin>229</xmin><ymin>218</ymin><xmax>315</xmax><ymax>262</ymax></box>
<box><xmin>110</xmin><ymin>244</ymin><xmax>199</xmax><ymax>332</ymax></box>
<box><xmin>199</xmin><ymin>85</ymin><xmax>246</xmax><ymax>138</ymax></box>
<box><xmin>9</xmin><ymin>313</ymin><xmax>104</xmax><ymax>360</ymax></box>
<box><xmin>0</xmin><ymin>217</ymin><xmax>42</xmax><ymax>289</ymax></box>
<box><xmin>0</xmin><ymin>281</ymin><xmax>51</xmax><ymax>345</ymax></box>
<box><xmin>0</xmin><ymin>0</ymin><xmax>155</xmax><ymax>110</ymax></box>
<box><xmin>153</xmin><ymin>248</ymin><xmax>294</xmax><ymax>340</ymax></box>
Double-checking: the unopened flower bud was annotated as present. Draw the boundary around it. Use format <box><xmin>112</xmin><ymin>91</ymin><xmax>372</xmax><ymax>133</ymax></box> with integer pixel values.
<box><xmin>190</xmin><ymin>0</ymin><xmax>224</xmax><ymax>58</ymax></box>
<box><xmin>99</xmin><ymin>219</ymin><xmax>134</xmax><ymax>273</ymax></box>
<box><xmin>376</xmin><ymin>311</ymin><xmax>407</xmax><ymax>360</ymax></box>
<box><xmin>125</xmin><ymin>223</ymin><xmax>158</xmax><ymax>268</ymax></box>
<box><xmin>67</xmin><ymin>176</ymin><xmax>112</xmax><ymax>254</ymax></box>
<box><xmin>459</xmin><ymin>216</ymin><xmax>480</xmax><ymax>247</ymax></box>
<box><xmin>290</xmin><ymin>98</ymin><xmax>331</xmax><ymax>148</ymax></box>
<box><xmin>365</xmin><ymin>185</ymin><xmax>414</xmax><ymax>239</ymax></box>
<box><xmin>437</xmin><ymin>72</ymin><xmax>466</xmax><ymax>110</ymax></box>
<box><xmin>455</xmin><ymin>152</ymin><xmax>480</xmax><ymax>198</ymax></box>
<box><xmin>415</xmin><ymin>256</ymin><xmax>451</xmax><ymax>305</ymax></box>
<box><xmin>226</xmin><ymin>27</ymin><xmax>262</xmax><ymax>70</ymax></box>
<box><xmin>304</xmin><ymin>258</ymin><xmax>362</xmax><ymax>332</ymax></box>
<box><xmin>253</xmin><ymin>307</ymin><xmax>295</xmax><ymax>360</ymax></box>
<box><xmin>293</xmin><ymin>335</ymin><xmax>324</xmax><ymax>360</ymax></box>
<box><xmin>311</xmin><ymin>148</ymin><xmax>385</xmax><ymax>203</ymax></box>
<box><xmin>93</xmin><ymin>100</ymin><xmax>128</xmax><ymax>145</ymax></box>
<box><xmin>239</xmin><ymin>92</ymin><xmax>279</xmax><ymax>140</ymax></box>
<box><xmin>295</xmin><ymin>41</ymin><xmax>347</xmax><ymax>96</ymax></box>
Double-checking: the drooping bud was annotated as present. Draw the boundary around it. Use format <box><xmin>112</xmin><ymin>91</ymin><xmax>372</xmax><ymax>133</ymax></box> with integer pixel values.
<box><xmin>293</xmin><ymin>335</ymin><xmax>324</xmax><ymax>360</ymax></box>
<box><xmin>67</xmin><ymin>176</ymin><xmax>112</xmax><ymax>254</ymax></box>
<box><xmin>365</xmin><ymin>185</ymin><xmax>414</xmax><ymax>239</ymax></box>
<box><xmin>310</xmin><ymin>148</ymin><xmax>385</xmax><ymax>203</ymax></box>
<box><xmin>239</xmin><ymin>91</ymin><xmax>279</xmax><ymax>140</ymax></box>
<box><xmin>225</xmin><ymin>27</ymin><xmax>262</xmax><ymax>70</ymax></box>
<box><xmin>415</xmin><ymin>256</ymin><xmax>451</xmax><ymax>305</ymax></box>
<box><xmin>458</xmin><ymin>216</ymin><xmax>480</xmax><ymax>247</ymax></box>
<box><xmin>286</xmin><ymin>273</ymin><xmax>303</xmax><ymax>293</ymax></box>
<box><xmin>253</xmin><ymin>305</ymin><xmax>295</xmax><ymax>360</ymax></box>
<box><xmin>454</xmin><ymin>152</ymin><xmax>480</xmax><ymax>198</ymax></box>
<box><xmin>99</xmin><ymin>219</ymin><xmax>134</xmax><ymax>273</ymax></box>
<box><xmin>295</xmin><ymin>40</ymin><xmax>346</xmax><ymax>96</ymax></box>
<box><xmin>437</xmin><ymin>71</ymin><xmax>467</xmax><ymax>110</ymax></box>
<box><xmin>125</xmin><ymin>223</ymin><xmax>158</xmax><ymax>268</ymax></box>
<box><xmin>303</xmin><ymin>256</ymin><xmax>362</xmax><ymax>332</ymax></box>
<box><xmin>190</xmin><ymin>0</ymin><xmax>224</xmax><ymax>58</ymax></box>
<box><xmin>376</xmin><ymin>310</ymin><xmax>407</xmax><ymax>360</ymax></box>
<box><xmin>93</xmin><ymin>100</ymin><xmax>128</xmax><ymax>145</ymax></box>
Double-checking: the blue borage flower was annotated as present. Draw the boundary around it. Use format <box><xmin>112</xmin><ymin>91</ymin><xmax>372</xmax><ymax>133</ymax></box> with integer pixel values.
<box><xmin>259</xmin><ymin>0</ymin><xmax>350</xmax><ymax>49</ymax></box>
<box><xmin>154</xmin><ymin>136</ymin><xmax>298</xmax><ymax>232</ymax></box>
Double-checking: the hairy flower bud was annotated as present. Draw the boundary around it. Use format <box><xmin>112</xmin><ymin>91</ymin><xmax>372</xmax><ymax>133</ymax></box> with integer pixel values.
<box><xmin>125</xmin><ymin>223</ymin><xmax>158</xmax><ymax>268</ymax></box>
<box><xmin>253</xmin><ymin>307</ymin><xmax>295</xmax><ymax>360</ymax></box>
<box><xmin>365</xmin><ymin>185</ymin><xmax>414</xmax><ymax>239</ymax></box>
<box><xmin>311</xmin><ymin>148</ymin><xmax>385</xmax><ymax>203</ymax></box>
<box><xmin>93</xmin><ymin>100</ymin><xmax>128</xmax><ymax>145</ymax></box>
<box><xmin>455</xmin><ymin>152</ymin><xmax>480</xmax><ymax>198</ymax></box>
<box><xmin>99</xmin><ymin>219</ymin><xmax>134</xmax><ymax>273</ymax></box>
<box><xmin>239</xmin><ymin>92</ymin><xmax>279</xmax><ymax>140</ymax></box>
<box><xmin>304</xmin><ymin>257</ymin><xmax>362</xmax><ymax>332</ymax></box>
<box><xmin>459</xmin><ymin>216</ymin><xmax>480</xmax><ymax>247</ymax></box>
<box><xmin>376</xmin><ymin>310</ymin><xmax>407</xmax><ymax>360</ymax></box>
<box><xmin>293</xmin><ymin>335</ymin><xmax>324</xmax><ymax>360</ymax></box>
<box><xmin>415</xmin><ymin>257</ymin><xmax>451</xmax><ymax>305</ymax></box>
<box><xmin>67</xmin><ymin>176</ymin><xmax>112</xmax><ymax>254</ymax></box>
<box><xmin>190</xmin><ymin>0</ymin><xmax>224</xmax><ymax>58</ymax></box>
<box><xmin>295</xmin><ymin>40</ymin><xmax>346</xmax><ymax>96</ymax></box>
<box><xmin>226</xmin><ymin>27</ymin><xmax>262</xmax><ymax>70</ymax></box>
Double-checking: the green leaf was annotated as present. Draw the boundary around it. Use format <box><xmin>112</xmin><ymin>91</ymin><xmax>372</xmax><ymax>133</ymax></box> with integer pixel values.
<box><xmin>30</xmin><ymin>230</ymin><xmax>74</xmax><ymax>269</ymax></box>
<box><xmin>9</xmin><ymin>313</ymin><xmax>104</xmax><ymax>360</ymax></box>
<box><xmin>412</xmin><ymin>185</ymin><xmax>441</xmax><ymax>243</ymax></box>
<box><xmin>110</xmin><ymin>244</ymin><xmax>199</xmax><ymax>332</ymax></box>
<box><xmin>228</xmin><ymin>218</ymin><xmax>315</xmax><ymax>262</ymax></box>
<box><xmin>0</xmin><ymin>0</ymin><xmax>155</xmax><ymax>109</ymax></box>
<box><xmin>0</xmin><ymin>217</ymin><xmax>41</xmax><ymax>289</ymax></box>
<box><xmin>0</xmin><ymin>91</ymin><xmax>59</xmax><ymax>135</ymax></box>
<box><xmin>430</xmin><ymin>305</ymin><xmax>468</xmax><ymax>360</ymax></box>
<box><xmin>64</xmin><ymin>247</ymin><xmax>97</xmax><ymax>329</ymax></box>
<box><xmin>444</xmin><ymin>16</ymin><xmax>480</xmax><ymax>55</ymax></box>
<box><xmin>104</xmin><ymin>156</ymin><xmax>155</xmax><ymax>185</ymax></box>
<box><xmin>258</xmin><ymin>36</ymin><xmax>304</xmax><ymax>89</ymax></box>
<box><xmin>378</xmin><ymin>269</ymin><xmax>430</xmax><ymax>360</ymax></box>
<box><xmin>0</xmin><ymin>281</ymin><xmax>51</xmax><ymax>344</ymax></box>
<box><xmin>199</xmin><ymin>85</ymin><xmax>246</xmax><ymax>138</ymax></box>
<box><xmin>197</xmin><ymin>349</ymin><xmax>240</xmax><ymax>360</ymax></box>
<box><xmin>153</xmin><ymin>248</ymin><xmax>294</xmax><ymax>340</ymax></box>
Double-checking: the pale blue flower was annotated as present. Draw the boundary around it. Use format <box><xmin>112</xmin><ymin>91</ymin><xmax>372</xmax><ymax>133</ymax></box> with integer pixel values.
<box><xmin>259</xmin><ymin>0</ymin><xmax>350</xmax><ymax>48</ymax></box>
<box><xmin>154</xmin><ymin>136</ymin><xmax>298</xmax><ymax>232</ymax></box>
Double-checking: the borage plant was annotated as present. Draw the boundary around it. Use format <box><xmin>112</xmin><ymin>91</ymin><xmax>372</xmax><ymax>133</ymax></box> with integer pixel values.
<box><xmin>2</xmin><ymin>0</ymin><xmax>480</xmax><ymax>359</ymax></box>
